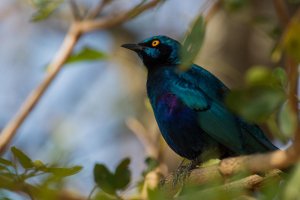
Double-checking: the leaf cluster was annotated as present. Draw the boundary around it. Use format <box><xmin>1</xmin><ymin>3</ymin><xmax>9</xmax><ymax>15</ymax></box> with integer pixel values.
<box><xmin>0</xmin><ymin>147</ymin><xmax>82</xmax><ymax>199</ymax></box>
<box><xmin>92</xmin><ymin>158</ymin><xmax>131</xmax><ymax>198</ymax></box>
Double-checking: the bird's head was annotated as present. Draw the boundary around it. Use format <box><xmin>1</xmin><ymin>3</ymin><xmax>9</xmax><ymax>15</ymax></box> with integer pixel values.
<box><xmin>121</xmin><ymin>35</ymin><xmax>181</xmax><ymax>69</ymax></box>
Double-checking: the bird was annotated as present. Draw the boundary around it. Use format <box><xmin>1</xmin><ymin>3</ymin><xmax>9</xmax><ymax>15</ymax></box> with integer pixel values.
<box><xmin>121</xmin><ymin>35</ymin><xmax>278</xmax><ymax>167</ymax></box>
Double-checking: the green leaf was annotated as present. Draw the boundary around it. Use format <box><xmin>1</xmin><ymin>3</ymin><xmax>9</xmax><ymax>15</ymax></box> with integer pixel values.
<box><xmin>142</xmin><ymin>157</ymin><xmax>159</xmax><ymax>176</ymax></box>
<box><xmin>283</xmin><ymin>20</ymin><xmax>300</xmax><ymax>62</ymax></box>
<box><xmin>0</xmin><ymin>166</ymin><xmax>7</xmax><ymax>171</ymax></box>
<box><xmin>271</xmin><ymin>45</ymin><xmax>283</xmax><ymax>63</ymax></box>
<box><xmin>65</xmin><ymin>47</ymin><xmax>107</xmax><ymax>65</ymax></box>
<box><xmin>245</xmin><ymin>66</ymin><xmax>287</xmax><ymax>88</ymax></box>
<box><xmin>245</xmin><ymin>66</ymin><xmax>273</xmax><ymax>86</ymax></box>
<box><xmin>31</xmin><ymin>0</ymin><xmax>64</xmax><ymax>22</ymax></box>
<box><xmin>33</xmin><ymin>160</ymin><xmax>46</xmax><ymax>169</ymax></box>
<box><xmin>11</xmin><ymin>147</ymin><xmax>33</xmax><ymax>169</ymax></box>
<box><xmin>282</xmin><ymin>162</ymin><xmax>300</xmax><ymax>199</ymax></box>
<box><xmin>0</xmin><ymin>158</ymin><xmax>13</xmax><ymax>166</ymax></box>
<box><xmin>0</xmin><ymin>174</ymin><xmax>15</xmax><ymax>189</ymax></box>
<box><xmin>179</xmin><ymin>15</ymin><xmax>205</xmax><ymax>71</ymax></box>
<box><xmin>226</xmin><ymin>86</ymin><xmax>286</xmax><ymax>122</ymax></box>
<box><xmin>279</xmin><ymin>101</ymin><xmax>297</xmax><ymax>138</ymax></box>
<box><xmin>266</xmin><ymin>113</ymin><xmax>289</xmax><ymax>143</ymax></box>
<box><xmin>114</xmin><ymin>158</ymin><xmax>131</xmax><ymax>190</ymax></box>
<box><xmin>288</xmin><ymin>0</ymin><xmax>300</xmax><ymax>5</ymax></box>
<box><xmin>94</xmin><ymin>191</ymin><xmax>118</xmax><ymax>200</ymax></box>
<box><xmin>148</xmin><ymin>187</ymin><xmax>167</xmax><ymax>200</ymax></box>
<box><xmin>272</xmin><ymin>67</ymin><xmax>288</xmax><ymax>88</ymax></box>
<box><xmin>43</xmin><ymin>166</ymin><xmax>82</xmax><ymax>177</ymax></box>
<box><xmin>93</xmin><ymin>158</ymin><xmax>131</xmax><ymax>195</ymax></box>
<box><xmin>94</xmin><ymin>164</ymin><xmax>116</xmax><ymax>195</ymax></box>
<box><xmin>222</xmin><ymin>0</ymin><xmax>249</xmax><ymax>12</ymax></box>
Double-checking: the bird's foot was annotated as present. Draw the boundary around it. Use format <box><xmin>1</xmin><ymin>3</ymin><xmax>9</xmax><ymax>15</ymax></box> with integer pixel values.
<box><xmin>172</xmin><ymin>159</ymin><xmax>200</xmax><ymax>187</ymax></box>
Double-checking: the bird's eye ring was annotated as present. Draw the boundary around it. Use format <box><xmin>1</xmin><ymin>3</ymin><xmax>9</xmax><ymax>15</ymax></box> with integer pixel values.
<box><xmin>152</xmin><ymin>40</ymin><xmax>160</xmax><ymax>47</ymax></box>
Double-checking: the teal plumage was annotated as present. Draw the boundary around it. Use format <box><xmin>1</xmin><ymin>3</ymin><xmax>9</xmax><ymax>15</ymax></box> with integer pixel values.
<box><xmin>122</xmin><ymin>35</ymin><xmax>278</xmax><ymax>161</ymax></box>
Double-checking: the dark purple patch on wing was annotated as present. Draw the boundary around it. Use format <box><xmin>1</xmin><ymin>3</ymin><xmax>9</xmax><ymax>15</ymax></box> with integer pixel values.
<box><xmin>156</xmin><ymin>93</ymin><xmax>181</xmax><ymax>116</ymax></box>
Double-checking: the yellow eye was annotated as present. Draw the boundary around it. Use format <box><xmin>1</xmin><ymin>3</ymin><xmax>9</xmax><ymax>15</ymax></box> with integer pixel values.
<box><xmin>152</xmin><ymin>40</ymin><xmax>160</xmax><ymax>47</ymax></box>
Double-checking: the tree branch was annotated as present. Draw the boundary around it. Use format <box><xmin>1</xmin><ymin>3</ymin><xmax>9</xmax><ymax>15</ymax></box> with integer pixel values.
<box><xmin>0</xmin><ymin>0</ymin><xmax>162</xmax><ymax>154</ymax></box>
<box><xmin>185</xmin><ymin>173</ymin><xmax>279</xmax><ymax>199</ymax></box>
<box><xmin>126</xmin><ymin>118</ymin><xmax>159</xmax><ymax>158</ymax></box>
<box><xmin>86</xmin><ymin>0</ymin><xmax>112</xmax><ymax>19</ymax></box>
<box><xmin>0</xmin><ymin>24</ymin><xmax>82</xmax><ymax>154</ymax></box>
<box><xmin>163</xmin><ymin>163</ymin><xmax>281</xmax><ymax>197</ymax></box>
<box><xmin>272</xmin><ymin>0</ymin><xmax>290</xmax><ymax>27</ymax></box>
<box><xmin>77</xmin><ymin>0</ymin><xmax>161</xmax><ymax>32</ymax></box>
<box><xmin>69</xmin><ymin>0</ymin><xmax>82</xmax><ymax>20</ymax></box>
<box><xmin>204</xmin><ymin>0</ymin><xmax>221</xmax><ymax>22</ymax></box>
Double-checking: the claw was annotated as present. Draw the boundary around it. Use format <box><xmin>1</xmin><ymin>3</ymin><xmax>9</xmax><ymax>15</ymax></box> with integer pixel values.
<box><xmin>172</xmin><ymin>158</ymin><xmax>201</xmax><ymax>187</ymax></box>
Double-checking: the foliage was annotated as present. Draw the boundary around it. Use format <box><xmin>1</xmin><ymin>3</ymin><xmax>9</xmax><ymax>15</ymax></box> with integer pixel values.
<box><xmin>226</xmin><ymin>66</ymin><xmax>287</xmax><ymax>123</ymax></box>
<box><xmin>30</xmin><ymin>0</ymin><xmax>64</xmax><ymax>22</ymax></box>
<box><xmin>92</xmin><ymin>158</ymin><xmax>131</xmax><ymax>198</ymax></box>
<box><xmin>142</xmin><ymin>157</ymin><xmax>159</xmax><ymax>176</ymax></box>
<box><xmin>179</xmin><ymin>15</ymin><xmax>206</xmax><ymax>71</ymax></box>
<box><xmin>65</xmin><ymin>47</ymin><xmax>108</xmax><ymax>64</ymax></box>
<box><xmin>0</xmin><ymin>147</ymin><xmax>82</xmax><ymax>199</ymax></box>
<box><xmin>222</xmin><ymin>0</ymin><xmax>249</xmax><ymax>12</ymax></box>
<box><xmin>282</xmin><ymin>163</ymin><xmax>300</xmax><ymax>199</ymax></box>
<box><xmin>283</xmin><ymin>19</ymin><xmax>300</xmax><ymax>62</ymax></box>
<box><xmin>45</xmin><ymin>46</ymin><xmax>107</xmax><ymax>71</ymax></box>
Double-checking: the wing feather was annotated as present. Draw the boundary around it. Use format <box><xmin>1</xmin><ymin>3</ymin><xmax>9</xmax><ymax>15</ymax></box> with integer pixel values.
<box><xmin>170</xmin><ymin>75</ymin><xmax>245</xmax><ymax>154</ymax></box>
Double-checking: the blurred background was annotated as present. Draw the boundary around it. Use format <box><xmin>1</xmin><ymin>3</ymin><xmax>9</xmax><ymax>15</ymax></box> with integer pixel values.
<box><xmin>0</xmin><ymin>0</ymin><xmax>287</xmax><ymax>197</ymax></box>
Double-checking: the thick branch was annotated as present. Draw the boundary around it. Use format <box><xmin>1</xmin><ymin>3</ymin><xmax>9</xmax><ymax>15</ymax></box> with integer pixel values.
<box><xmin>205</xmin><ymin>0</ymin><xmax>221</xmax><ymax>22</ymax></box>
<box><xmin>182</xmin><ymin>173</ymin><xmax>277</xmax><ymax>199</ymax></box>
<box><xmin>163</xmin><ymin>163</ymin><xmax>281</xmax><ymax>197</ymax></box>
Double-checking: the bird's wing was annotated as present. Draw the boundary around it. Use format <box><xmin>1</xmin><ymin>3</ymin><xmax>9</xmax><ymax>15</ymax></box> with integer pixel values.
<box><xmin>237</xmin><ymin>119</ymin><xmax>278</xmax><ymax>151</ymax></box>
<box><xmin>171</xmin><ymin>78</ymin><xmax>211</xmax><ymax>111</ymax></box>
<box><xmin>175</xmin><ymin>65</ymin><xmax>277</xmax><ymax>153</ymax></box>
<box><xmin>181</xmin><ymin>65</ymin><xmax>230</xmax><ymax>101</ymax></box>
<box><xmin>170</xmin><ymin>77</ymin><xmax>246</xmax><ymax>154</ymax></box>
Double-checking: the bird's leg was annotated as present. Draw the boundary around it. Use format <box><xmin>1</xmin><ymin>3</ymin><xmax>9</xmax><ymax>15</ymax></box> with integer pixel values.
<box><xmin>172</xmin><ymin>158</ymin><xmax>201</xmax><ymax>187</ymax></box>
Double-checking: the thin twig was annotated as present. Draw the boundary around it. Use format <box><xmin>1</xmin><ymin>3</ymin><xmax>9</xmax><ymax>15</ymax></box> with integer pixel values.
<box><xmin>126</xmin><ymin>118</ymin><xmax>157</xmax><ymax>157</ymax></box>
<box><xmin>273</xmin><ymin>0</ymin><xmax>290</xmax><ymax>27</ymax></box>
<box><xmin>126</xmin><ymin>117</ymin><xmax>168</xmax><ymax>198</ymax></box>
<box><xmin>87</xmin><ymin>185</ymin><xmax>97</xmax><ymax>200</ymax></box>
<box><xmin>69</xmin><ymin>0</ymin><xmax>82</xmax><ymax>20</ymax></box>
<box><xmin>78</xmin><ymin>0</ymin><xmax>161</xmax><ymax>32</ymax></box>
<box><xmin>86</xmin><ymin>0</ymin><xmax>112</xmax><ymax>19</ymax></box>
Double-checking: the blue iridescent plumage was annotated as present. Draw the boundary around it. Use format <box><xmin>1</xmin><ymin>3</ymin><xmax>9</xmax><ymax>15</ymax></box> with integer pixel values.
<box><xmin>122</xmin><ymin>35</ymin><xmax>278</xmax><ymax>161</ymax></box>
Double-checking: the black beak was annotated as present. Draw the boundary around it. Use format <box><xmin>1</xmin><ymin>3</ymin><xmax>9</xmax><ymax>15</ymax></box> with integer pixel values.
<box><xmin>121</xmin><ymin>43</ymin><xmax>144</xmax><ymax>51</ymax></box>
